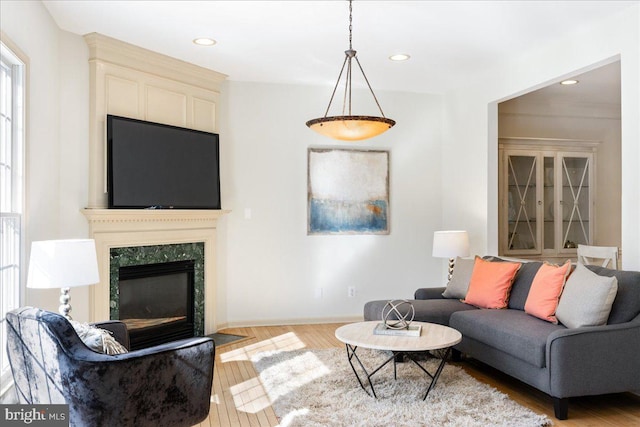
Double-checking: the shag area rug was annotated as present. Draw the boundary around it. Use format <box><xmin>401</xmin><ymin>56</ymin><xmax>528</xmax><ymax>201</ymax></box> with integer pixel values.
<box><xmin>252</xmin><ymin>348</ymin><xmax>552</xmax><ymax>427</ymax></box>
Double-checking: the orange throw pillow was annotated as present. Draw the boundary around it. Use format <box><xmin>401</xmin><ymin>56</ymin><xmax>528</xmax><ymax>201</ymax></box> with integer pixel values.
<box><xmin>463</xmin><ymin>257</ymin><xmax>521</xmax><ymax>309</ymax></box>
<box><xmin>524</xmin><ymin>260</ymin><xmax>573</xmax><ymax>323</ymax></box>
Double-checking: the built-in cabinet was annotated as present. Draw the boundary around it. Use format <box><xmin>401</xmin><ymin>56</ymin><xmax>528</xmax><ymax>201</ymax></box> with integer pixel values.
<box><xmin>499</xmin><ymin>138</ymin><xmax>598</xmax><ymax>261</ymax></box>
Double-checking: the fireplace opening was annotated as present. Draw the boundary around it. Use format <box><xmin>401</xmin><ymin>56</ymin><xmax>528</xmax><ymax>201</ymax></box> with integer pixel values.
<box><xmin>118</xmin><ymin>260</ymin><xmax>195</xmax><ymax>350</ymax></box>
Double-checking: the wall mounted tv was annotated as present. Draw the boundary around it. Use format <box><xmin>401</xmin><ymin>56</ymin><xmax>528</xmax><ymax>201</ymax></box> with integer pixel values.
<box><xmin>107</xmin><ymin>115</ymin><xmax>221</xmax><ymax>209</ymax></box>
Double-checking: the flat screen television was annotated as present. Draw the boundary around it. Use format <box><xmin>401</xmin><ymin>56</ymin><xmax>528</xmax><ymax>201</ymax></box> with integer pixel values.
<box><xmin>107</xmin><ymin>115</ymin><xmax>221</xmax><ymax>209</ymax></box>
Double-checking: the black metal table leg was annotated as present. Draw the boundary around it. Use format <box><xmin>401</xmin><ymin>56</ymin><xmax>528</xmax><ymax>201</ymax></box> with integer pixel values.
<box><xmin>344</xmin><ymin>344</ymin><xmax>396</xmax><ymax>398</ymax></box>
<box><xmin>344</xmin><ymin>345</ymin><xmax>453</xmax><ymax>400</ymax></box>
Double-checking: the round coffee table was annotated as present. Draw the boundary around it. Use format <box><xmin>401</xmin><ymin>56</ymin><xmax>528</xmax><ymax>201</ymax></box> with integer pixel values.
<box><xmin>335</xmin><ymin>321</ymin><xmax>462</xmax><ymax>399</ymax></box>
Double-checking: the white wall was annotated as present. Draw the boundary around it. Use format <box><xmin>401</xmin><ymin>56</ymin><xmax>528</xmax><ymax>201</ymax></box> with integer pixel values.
<box><xmin>219</xmin><ymin>82</ymin><xmax>445</xmax><ymax>325</ymax></box>
<box><xmin>499</xmin><ymin>96</ymin><xmax>622</xmax><ymax>249</ymax></box>
<box><xmin>442</xmin><ymin>4</ymin><xmax>640</xmax><ymax>269</ymax></box>
<box><xmin>3</xmin><ymin>1</ymin><xmax>638</xmax><ymax>327</ymax></box>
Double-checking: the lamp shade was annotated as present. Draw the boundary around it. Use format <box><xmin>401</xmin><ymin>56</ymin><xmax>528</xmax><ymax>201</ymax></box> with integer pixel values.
<box><xmin>27</xmin><ymin>239</ymin><xmax>100</xmax><ymax>289</ymax></box>
<box><xmin>432</xmin><ymin>231</ymin><xmax>470</xmax><ymax>259</ymax></box>
<box><xmin>306</xmin><ymin>116</ymin><xmax>395</xmax><ymax>141</ymax></box>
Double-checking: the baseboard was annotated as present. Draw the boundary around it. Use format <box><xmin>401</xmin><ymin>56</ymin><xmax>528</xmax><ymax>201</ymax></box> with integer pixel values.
<box><xmin>218</xmin><ymin>315</ymin><xmax>363</xmax><ymax>330</ymax></box>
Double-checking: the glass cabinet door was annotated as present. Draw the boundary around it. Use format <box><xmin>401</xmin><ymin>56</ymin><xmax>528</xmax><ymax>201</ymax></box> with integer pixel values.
<box><xmin>542</xmin><ymin>156</ymin><xmax>556</xmax><ymax>251</ymax></box>
<box><xmin>506</xmin><ymin>154</ymin><xmax>539</xmax><ymax>252</ymax></box>
<box><xmin>500</xmin><ymin>142</ymin><xmax>595</xmax><ymax>260</ymax></box>
<box><xmin>560</xmin><ymin>154</ymin><xmax>591</xmax><ymax>249</ymax></box>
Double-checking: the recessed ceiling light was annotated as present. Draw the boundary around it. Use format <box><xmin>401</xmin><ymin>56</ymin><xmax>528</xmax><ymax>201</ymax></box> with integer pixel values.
<box><xmin>389</xmin><ymin>53</ymin><xmax>410</xmax><ymax>62</ymax></box>
<box><xmin>560</xmin><ymin>79</ymin><xmax>579</xmax><ymax>85</ymax></box>
<box><xmin>193</xmin><ymin>38</ymin><xmax>216</xmax><ymax>46</ymax></box>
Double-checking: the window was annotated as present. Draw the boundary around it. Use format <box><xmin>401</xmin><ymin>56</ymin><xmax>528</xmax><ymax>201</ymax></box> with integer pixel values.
<box><xmin>0</xmin><ymin>40</ymin><xmax>26</xmax><ymax>392</ymax></box>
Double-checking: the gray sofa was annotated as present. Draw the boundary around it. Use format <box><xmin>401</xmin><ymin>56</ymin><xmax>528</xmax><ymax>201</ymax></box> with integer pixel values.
<box><xmin>363</xmin><ymin>262</ymin><xmax>640</xmax><ymax>420</ymax></box>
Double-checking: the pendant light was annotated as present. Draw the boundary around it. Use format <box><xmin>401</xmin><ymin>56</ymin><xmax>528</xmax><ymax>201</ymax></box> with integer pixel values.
<box><xmin>306</xmin><ymin>0</ymin><xmax>395</xmax><ymax>141</ymax></box>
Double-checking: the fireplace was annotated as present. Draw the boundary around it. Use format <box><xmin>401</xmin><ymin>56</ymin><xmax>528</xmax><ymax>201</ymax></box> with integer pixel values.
<box><xmin>109</xmin><ymin>242</ymin><xmax>206</xmax><ymax>349</ymax></box>
<box><xmin>118</xmin><ymin>260</ymin><xmax>195</xmax><ymax>350</ymax></box>
<box><xmin>82</xmin><ymin>209</ymin><xmax>226</xmax><ymax>331</ymax></box>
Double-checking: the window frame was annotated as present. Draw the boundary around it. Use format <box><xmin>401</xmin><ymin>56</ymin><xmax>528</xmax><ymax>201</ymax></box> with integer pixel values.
<box><xmin>0</xmin><ymin>33</ymin><xmax>27</xmax><ymax>397</ymax></box>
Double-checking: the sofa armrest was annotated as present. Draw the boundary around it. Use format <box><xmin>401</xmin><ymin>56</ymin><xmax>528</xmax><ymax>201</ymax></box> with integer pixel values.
<box><xmin>546</xmin><ymin>316</ymin><xmax>640</xmax><ymax>398</ymax></box>
<box><xmin>414</xmin><ymin>287</ymin><xmax>446</xmax><ymax>300</ymax></box>
<box><xmin>92</xmin><ymin>320</ymin><xmax>130</xmax><ymax>350</ymax></box>
<box><xmin>63</xmin><ymin>336</ymin><xmax>215</xmax><ymax>427</ymax></box>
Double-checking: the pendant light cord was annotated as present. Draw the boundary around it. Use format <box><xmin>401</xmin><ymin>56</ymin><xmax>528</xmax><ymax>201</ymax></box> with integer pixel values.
<box><xmin>321</xmin><ymin>0</ymin><xmax>387</xmax><ymax>119</ymax></box>
<box><xmin>349</xmin><ymin>0</ymin><xmax>353</xmax><ymax>51</ymax></box>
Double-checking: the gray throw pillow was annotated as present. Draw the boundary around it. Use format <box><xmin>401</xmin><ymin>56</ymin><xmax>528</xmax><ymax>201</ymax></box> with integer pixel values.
<box><xmin>71</xmin><ymin>320</ymin><xmax>128</xmax><ymax>355</ymax></box>
<box><xmin>555</xmin><ymin>263</ymin><xmax>618</xmax><ymax>329</ymax></box>
<box><xmin>442</xmin><ymin>257</ymin><xmax>475</xmax><ymax>299</ymax></box>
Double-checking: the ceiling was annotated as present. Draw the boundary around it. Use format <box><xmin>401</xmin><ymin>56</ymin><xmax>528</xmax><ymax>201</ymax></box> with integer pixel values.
<box><xmin>43</xmin><ymin>0</ymin><xmax>632</xmax><ymax>98</ymax></box>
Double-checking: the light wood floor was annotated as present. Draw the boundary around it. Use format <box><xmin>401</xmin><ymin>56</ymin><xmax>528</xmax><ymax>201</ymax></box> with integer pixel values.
<box><xmin>195</xmin><ymin>323</ymin><xmax>640</xmax><ymax>427</ymax></box>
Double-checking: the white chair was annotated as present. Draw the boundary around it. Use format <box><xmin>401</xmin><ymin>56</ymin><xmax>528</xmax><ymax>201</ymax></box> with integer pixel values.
<box><xmin>577</xmin><ymin>244</ymin><xmax>619</xmax><ymax>269</ymax></box>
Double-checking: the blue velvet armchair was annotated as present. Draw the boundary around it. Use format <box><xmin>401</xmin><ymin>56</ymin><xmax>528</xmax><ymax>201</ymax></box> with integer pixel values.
<box><xmin>6</xmin><ymin>307</ymin><xmax>215</xmax><ymax>427</ymax></box>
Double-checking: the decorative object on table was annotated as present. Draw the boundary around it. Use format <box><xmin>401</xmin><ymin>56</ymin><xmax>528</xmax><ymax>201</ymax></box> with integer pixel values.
<box><xmin>308</xmin><ymin>148</ymin><xmax>389</xmax><ymax>235</ymax></box>
<box><xmin>26</xmin><ymin>239</ymin><xmax>100</xmax><ymax>320</ymax></box>
<box><xmin>251</xmin><ymin>348</ymin><xmax>553</xmax><ymax>427</ymax></box>
<box><xmin>305</xmin><ymin>0</ymin><xmax>395</xmax><ymax>141</ymax></box>
<box><xmin>377</xmin><ymin>299</ymin><xmax>417</xmax><ymax>335</ymax></box>
<box><xmin>432</xmin><ymin>230</ymin><xmax>470</xmax><ymax>281</ymax></box>
<box><xmin>373</xmin><ymin>322</ymin><xmax>421</xmax><ymax>337</ymax></box>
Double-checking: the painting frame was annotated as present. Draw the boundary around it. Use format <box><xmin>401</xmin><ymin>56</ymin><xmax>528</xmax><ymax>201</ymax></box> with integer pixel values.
<box><xmin>308</xmin><ymin>147</ymin><xmax>390</xmax><ymax>235</ymax></box>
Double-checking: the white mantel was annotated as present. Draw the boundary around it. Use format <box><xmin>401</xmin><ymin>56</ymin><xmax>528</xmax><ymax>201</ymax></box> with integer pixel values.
<box><xmin>83</xmin><ymin>209</ymin><xmax>228</xmax><ymax>333</ymax></box>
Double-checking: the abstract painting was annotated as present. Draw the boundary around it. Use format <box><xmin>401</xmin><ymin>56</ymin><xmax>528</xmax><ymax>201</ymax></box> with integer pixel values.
<box><xmin>308</xmin><ymin>148</ymin><xmax>389</xmax><ymax>235</ymax></box>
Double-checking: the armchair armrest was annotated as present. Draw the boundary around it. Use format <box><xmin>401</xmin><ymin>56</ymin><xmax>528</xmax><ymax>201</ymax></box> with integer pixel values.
<box><xmin>64</xmin><ymin>337</ymin><xmax>215</xmax><ymax>427</ymax></box>
<box><xmin>92</xmin><ymin>320</ymin><xmax>130</xmax><ymax>350</ymax></box>
<box><xmin>414</xmin><ymin>287</ymin><xmax>446</xmax><ymax>300</ymax></box>
<box><xmin>546</xmin><ymin>316</ymin><xmax>640</xmax><ymax>398</ymax></box>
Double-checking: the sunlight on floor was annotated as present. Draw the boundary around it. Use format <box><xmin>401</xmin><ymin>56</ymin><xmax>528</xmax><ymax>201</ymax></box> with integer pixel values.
<box><xmin>224</xmin><ymin>337</ymin><xmax>330</xmax><ymax>415</ymax></box>
<box><xmin>229</xmin><ymin>377</ymin><xmax>273</xmax><ymax>414</ymax></box>
<box><xmin>278</xmin><ymin>408</ymin><xmax>310</xmax><ymax>427</ymax></box>
<box><xmin>219</xmin><ymin>332</ymin><xmax>306</xmax><ymax>363</ymax></box>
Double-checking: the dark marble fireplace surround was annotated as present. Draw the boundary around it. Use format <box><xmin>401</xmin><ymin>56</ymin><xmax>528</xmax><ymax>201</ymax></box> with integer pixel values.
<box><xmin>109</xmin><ymin>243</ymin><xmax>205</xmax><ymax>347</ymax></box>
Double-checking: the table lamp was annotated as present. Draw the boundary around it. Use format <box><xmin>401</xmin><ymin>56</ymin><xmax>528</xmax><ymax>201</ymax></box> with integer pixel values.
<box><xmin>432</xmin><ymin>230</ymin><xmax>470</xmax><ymax>281</ymax></box>
<box><xmin>27</xmin><ymin>239</ymin><xmax>100</xmax><ymax>320</ymax></box>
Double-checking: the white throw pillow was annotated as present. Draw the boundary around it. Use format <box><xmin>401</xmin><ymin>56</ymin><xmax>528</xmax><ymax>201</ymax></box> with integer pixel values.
<box><xmin>442</xmin><ymin>257</ymin><xmax>475</xmax><ymax>299</ymax></box>
<box><xmin>555</xmin><ymin>263</ymin><xmax>618</xmax><ymax>329</ymax></box>
<box><xmin>71</xmin><ymin>321</ymin><xmax>128</xmax><ymax>355</ymax></box>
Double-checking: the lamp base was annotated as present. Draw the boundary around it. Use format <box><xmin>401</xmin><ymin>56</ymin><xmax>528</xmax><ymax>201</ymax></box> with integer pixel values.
<box><xmin>447</xmin><ymin>258</ymin><xmax>456</xmax><ymax>282</ymax></box>
<box><xmin>59</xmin><ymin>287</ymin><xmax>73</xmax><ymax>320</ymax></box>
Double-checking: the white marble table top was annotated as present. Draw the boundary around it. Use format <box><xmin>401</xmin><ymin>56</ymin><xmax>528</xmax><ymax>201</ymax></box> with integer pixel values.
<box><xmin>335</xmin><ymin>321</ymin><xmax>462</xmax><ymax>352</ymax></box>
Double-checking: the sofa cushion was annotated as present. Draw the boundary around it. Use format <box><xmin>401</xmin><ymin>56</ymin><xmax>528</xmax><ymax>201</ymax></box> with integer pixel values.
<box><xmin>483</xmin><ymin>257</ymin><xmax>543</xmax><ymax>310</ymax></box>
<box><xmin>556</xmin><ymin>263</ymin><xmax>618</xmax><ymax>328</ymax></box>
<box><xmin>585</xmin><ymin>265</ymin><xmax>640</xmax><ymax>324</ymax></box>
<box><xmin>463</xmin><ymin>257</ymin><xmax>521</xmax><ymax>309</ymax></box>
<box><xmin>524</xmin><ymin>260</ymin><xmax>572</xmax><ymax>323</ymax></box>
<box><xmin>509</xmin><ymin>261</ymin><xmax>544</xmax><ymax>310</ymax></box>
<box><xmin>450</xmin><ymin>309</ymin><xmax>565</xmax><ymax>368</ymax></box>
<box><xmin>364</xmin><ymin>299</ymin><xmax>476</xmax><ymax>326</ymax></box>
<box><xmin>442</xmin><ymin>257</ymin><xmax>475</xmax><ymax>299</ymax></box>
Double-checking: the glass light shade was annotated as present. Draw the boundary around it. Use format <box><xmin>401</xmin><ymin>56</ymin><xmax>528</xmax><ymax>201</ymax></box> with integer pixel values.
<box><xmin>306</xmin><ymin>116</ymin><xmax>395</xmax><ymax>142</ymax></box>
<box><xmin>27</xmin><ymin>239</ymin><xmax>100</xmax><ymax>289</ymax></box>
<box><xmin>432</xmin><ymin>231</ymin><xmax>470</xmax><ymax>259</ymax></box>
